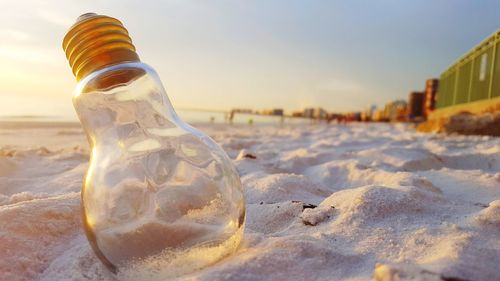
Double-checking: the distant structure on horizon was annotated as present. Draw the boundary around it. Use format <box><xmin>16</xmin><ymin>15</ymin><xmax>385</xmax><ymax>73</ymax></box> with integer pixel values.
<box><xmin>433</xmin><ymin>30</ymin><xmax>500</xmax><ymax>116</ymax></box>
<box><xmin>309</xmin><ymin>108</ymin><xmax>328</xmax><ymax>119</ymax></box>
<box><xmin>407</xmin><ymin>91</ymin><xmax>425</xmax><ymax>121</ymax></box>
<box><xmin>231</xmin><ymin>108</ymin><xmax>253</xmax><ymax>114</ymax></box>
<box><xmin>256</xmin><ymin>108</ymin><xmax>284</xmax><ymax>116</ymax></box>
<box><xmin>220</xmin><ymin>31</ymin><xmax>500</xmax><ymax>126</ymax></box>
<box><xmin>416</xmin><ymin>30</ymin><xmax>500</xmax><ymax>135</ymax></box>
<box><xmin>384</xmin><ymin>100</ymin><xmax>407</xmax><ymax>122</ymax></box>
<box><xmin>294</xmin><ymin>107</ymin><xmax>328</xmax><ymax>119</ymax></box>
<box><xmin>424</xmin><ymin>79</ymin><xmax>439</xmax><ymax>118</ymax></box>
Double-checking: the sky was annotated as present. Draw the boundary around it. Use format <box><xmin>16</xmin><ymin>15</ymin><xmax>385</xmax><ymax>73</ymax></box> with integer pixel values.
<box><xmin>1</xmin><ymin>0</ymin><xmax>500</xmax><ymax>119</ymax></box>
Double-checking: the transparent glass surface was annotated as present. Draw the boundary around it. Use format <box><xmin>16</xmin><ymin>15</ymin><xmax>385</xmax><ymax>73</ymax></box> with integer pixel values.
<box><xmin>73</xmin><ymin>62</ymin><xmax>245</xmax><ymax>280</ymax></box>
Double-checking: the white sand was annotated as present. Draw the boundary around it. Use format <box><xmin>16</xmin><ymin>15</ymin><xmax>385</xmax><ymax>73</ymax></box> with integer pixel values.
<box><xmin>0</xmin><ymin>122</ymin><xmax>499</xmax><ymax>281</ymax></box>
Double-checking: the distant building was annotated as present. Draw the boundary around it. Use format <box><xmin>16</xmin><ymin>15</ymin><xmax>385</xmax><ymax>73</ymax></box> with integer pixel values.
<box><xmin>314</xmin><ymin>108</ymin><xmax>328</xmax><ymax>119</ymax></box>
<box><xmin>423</xmin><ymin>79</ymin><xmax>439</xmax><ymax>118</ymax></box>
<box><xmin>362</xmin><ymin>105</ymin><xmax>377</xmax><ymax>121</ymax></box>
<box><xmin>260</xmin><ymin>108</ymin><xmax>284</xmax><ymax>116</ymax></box>
<box><xmin>384</xmin><ymin>100</ymin><xmax>407</xmax><ymax>122</ymax></box>
<box><xmin>327</xmin><ymin>113</ymin><xmax>343</xmax><ymax>122</ymax></box>
<box><xmin>407</xmin><ymin>91</ymin><xmax>425</xmax><ymax>121</ymax></box>
<box><xmin>303</xmin><ymin>108</ymin><xmax>315</xmax><ymax>118</ymax></box>
<box><xmin>301</xmin><ymin>107</ymin><xmax>329</xmax><ymax>119</ymax></box>
<box><xmin>345</xmin><ymin>112</ymin><xmax>362</xmax><ymax>122</ymax></box>
<box><xmin>271</xmin><ymin>108</ymin><xmax>284</xmax><ymax>116</ymax></box>
<box><xmin>372</xmin><ymin>110</ymin><xmax>387</xmax><ymax>122</ymax></box>
<box><xmin>361</xmin><ymin>112</ymin><xmax>370</xmax><ymax>122</ymax></box>
<box><xmin>231</xmin><ymin>108</ymin><xmax>253</xmax><ymax>114</ymax></box>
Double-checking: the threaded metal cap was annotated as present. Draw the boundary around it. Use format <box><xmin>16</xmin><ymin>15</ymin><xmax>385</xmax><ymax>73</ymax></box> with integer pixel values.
<box><xmin>62</xmin><ymin>13</ymin><xmax>140</xmax><ymax>81</ymax></box>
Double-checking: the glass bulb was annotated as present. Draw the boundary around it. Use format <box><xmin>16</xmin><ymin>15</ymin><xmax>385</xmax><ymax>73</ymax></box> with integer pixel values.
<box><xmin>63</xmin><ymin>14</ymin><xmax>245</xmax><ymax>279</ymax></box>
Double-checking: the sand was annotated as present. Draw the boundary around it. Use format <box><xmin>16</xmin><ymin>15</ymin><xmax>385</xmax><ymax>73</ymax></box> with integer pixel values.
<box><xmin>418</xmin><ymin>112</ymin><xmax>500</xmax><ymax>136</ymax></box>
<box><xmin>0</xmin><ymin>121</ymin><xmax>499</xmax><ymax>281</ymax></box>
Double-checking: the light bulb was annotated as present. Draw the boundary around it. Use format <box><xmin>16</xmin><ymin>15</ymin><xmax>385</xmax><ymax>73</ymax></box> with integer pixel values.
<box><xmin>62</xmin><ymin>13</ymin><xmax>245</xmax><ymax>279</ymax></box>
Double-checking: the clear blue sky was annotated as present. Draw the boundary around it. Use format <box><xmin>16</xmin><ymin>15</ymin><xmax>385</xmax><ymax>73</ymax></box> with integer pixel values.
<box><xmin>1</xmin><ymin>0</ymin><xmax>499</xmax><ymax>118</ymax></box>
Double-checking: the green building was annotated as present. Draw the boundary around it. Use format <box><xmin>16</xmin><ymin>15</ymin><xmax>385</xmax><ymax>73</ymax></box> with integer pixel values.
<box><xmin>437</xmin><ymin>30</ymin><xmax>500</xmax><ymax>108</ymax></box>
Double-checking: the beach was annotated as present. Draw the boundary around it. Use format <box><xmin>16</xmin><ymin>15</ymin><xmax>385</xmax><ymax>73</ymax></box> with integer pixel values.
<box><xmin>0</xmin><ymin>121</ymin><xmax>499</xmax><ymax>281</ymax></box>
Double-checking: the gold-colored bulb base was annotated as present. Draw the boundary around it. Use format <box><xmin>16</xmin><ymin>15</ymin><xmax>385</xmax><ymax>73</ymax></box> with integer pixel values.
<box><xmin>62</xmin><ymin>13</ymin><xmax>140</xmax><ymax>81</ymax></box>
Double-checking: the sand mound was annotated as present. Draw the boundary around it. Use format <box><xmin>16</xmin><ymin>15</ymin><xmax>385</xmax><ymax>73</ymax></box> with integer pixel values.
<box><xmin>242</xmin><ymin>173</ymin><xmax>330</xmax><ymax>204</ymax></box>
<box><xmin>302</xmin><ymin>183</ymin><xmax>443</xmax><ymax>227</ymax></box>
<box><xmin>0</xmin><ymin>193</ymin><xmax>80</xmax><ymax>281</ymax></box>
<box><xmin>418</xmin><ymin>111</ymin><xmax>500</xmax><ymax>136</ymax></box>
<box><xmin>474</xmin><ymin>200</ymin><xmax>500</xmax><ymax>229</ymax></box>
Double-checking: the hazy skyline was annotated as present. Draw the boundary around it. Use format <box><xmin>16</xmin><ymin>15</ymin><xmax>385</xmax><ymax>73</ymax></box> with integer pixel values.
<box><xmin>1</xmin><ymin>0</ymin><xmax>499</xmax><ymax>119</ymax></box>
